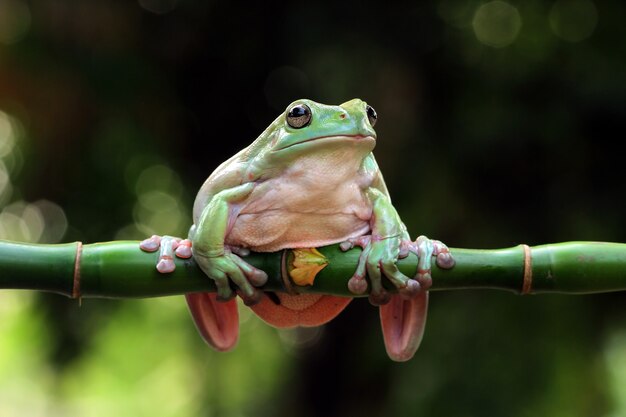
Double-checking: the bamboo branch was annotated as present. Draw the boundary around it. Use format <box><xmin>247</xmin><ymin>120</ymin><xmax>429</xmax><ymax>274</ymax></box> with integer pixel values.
<box><xmin>0</xmin><ymin>240</ymin><xmax>624</xmax><ymax>299</ymax></box>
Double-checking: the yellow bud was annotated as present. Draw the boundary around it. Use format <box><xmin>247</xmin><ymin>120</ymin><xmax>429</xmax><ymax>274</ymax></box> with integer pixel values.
<box><xmin>289</xmin><ymin>248</ymin><xmax>329</xmax><ymax>286</ymax></box>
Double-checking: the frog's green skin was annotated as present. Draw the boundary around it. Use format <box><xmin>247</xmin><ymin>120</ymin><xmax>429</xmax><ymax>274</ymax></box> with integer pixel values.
<box><xmin>141</xmin><ymin>99</ymin><xmax>454</xmax><ymax>361</ymax></box>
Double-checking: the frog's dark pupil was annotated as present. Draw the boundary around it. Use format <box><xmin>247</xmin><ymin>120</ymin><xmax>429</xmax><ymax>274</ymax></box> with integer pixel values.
<box><xmin>366</xmin><ymin>105</ymin><xmax>377</xmax><ymax>127</ymax></box>
<box><xmin>286</xmin><ymin>104</ymin><xmax>312</xmax><ymax>128</ymax></box>
<box><xmin>291</xmin><ymin>106</ymin><xmax>306</xmax><ymax>117</ymax></box>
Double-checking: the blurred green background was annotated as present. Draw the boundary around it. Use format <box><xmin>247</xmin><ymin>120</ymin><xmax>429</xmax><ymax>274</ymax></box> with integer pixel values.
<box><xmin>1</xmin><ymin>0</ymin><xmax>625</xmax><ymax>416</ymax></box>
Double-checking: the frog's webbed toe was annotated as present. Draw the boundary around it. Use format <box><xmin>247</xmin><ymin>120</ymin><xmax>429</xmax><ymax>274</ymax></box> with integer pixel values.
<box><xmin>194</xmin><ymin>250</ymin><xmax>268</xmax><ymax>306</ymax></box>
<box><xmin>140</xmin><ymin>235</ymin><xmax>192</xmax><ymax>273</ymax></box>
<box><xmin>340</xmin><ymin>236</ymin><xmax>371</xmax><ymax>296</ymax></box>
<box><xmin>341</xmin><ymin>235</ymin><xmax>420</xmax><ymax>305</ymax></box>
<box><xmin>185</xmin><ymin>248</ymin><xmax>268</xmax><ymax>352</ymax></box>
<box><xmin>380</xmin><ymin>235</ymin><xmax>455</xmax><ymax>361</ymax></box>
<box><xmin>406</xmin><ymin>235</ymin><xmax>455</xmax><ymax>288</ymax></box>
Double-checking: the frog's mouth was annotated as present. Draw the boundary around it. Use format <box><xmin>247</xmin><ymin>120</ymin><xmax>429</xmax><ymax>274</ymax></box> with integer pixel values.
<box><xmin>276</xmin><ymin>134</ymin><xmax>376</xmax><ymax>151</ymax></box>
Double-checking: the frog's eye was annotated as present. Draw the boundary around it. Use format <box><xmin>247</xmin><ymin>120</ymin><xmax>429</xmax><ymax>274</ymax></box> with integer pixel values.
<box><xmin>366</xmin><ymin>105</ymin><xmax>377</xmax><ymax>127</ymax></box>
<box><xmin>286</xmin><ymin>104</ymin><xmax>312</xmax><ymax>129</ymax></box>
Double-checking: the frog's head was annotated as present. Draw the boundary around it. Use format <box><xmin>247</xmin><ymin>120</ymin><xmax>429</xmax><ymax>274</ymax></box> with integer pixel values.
<box><xmin>266</xmin><ymin>98</ymin><xmax>377</xmax><ymax>155</ymax></box>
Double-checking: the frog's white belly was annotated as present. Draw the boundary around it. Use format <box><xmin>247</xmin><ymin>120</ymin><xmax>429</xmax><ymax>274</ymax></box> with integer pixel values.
<box><xmin>226</xmin><ymin>151</ymin><xmax>373</xmax><ymax>252</ymax></box>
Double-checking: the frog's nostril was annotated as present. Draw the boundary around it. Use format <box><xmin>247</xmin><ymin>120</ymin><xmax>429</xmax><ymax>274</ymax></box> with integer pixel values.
<box><xmin>339</xmin><ymin>113</ymin><xmax>347</xmax><ymax>119</ymax></box>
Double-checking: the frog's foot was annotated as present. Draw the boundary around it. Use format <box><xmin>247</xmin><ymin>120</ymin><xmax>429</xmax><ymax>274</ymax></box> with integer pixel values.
<box><xmin>186</xmin><ymin>292</ymin><xmax>239</xmax><ymax>351</ymax></box>
<box><xmin>380</xmin><ymin>290</ymin><xmax>428</xmax><ymax>362</ymax></box>
<box><xmin>403</xmin><ymin>235</ymin><xmax>455</xmax><ymax>289</ymax></box>
<box><xmin>194</xmin><ymin>250</ymin><xmax>268</xmax><ymax>307</ymax></box>
<box><xmin>342</xmin><ymin>234</ymin><xmax>455</xmax><ymax>361</ymax></box>
<box><xmin>139</xmin><ymin>235</ymin><xmax>192</xmax><ymax>273</ymax></box>
<box><xmin>340</xmin><ymin>235</ymin><xmax>421</xmax><ymax>306</ymax></box>
<box><xmin>340</xmin><ymin>236</ymin><xmax>371</xmax><ymax>296</ymax></box>
<box><xmin>380</xmin><ymin>236</ymin><xmax>454</xmax><ymax>361</ymax></box>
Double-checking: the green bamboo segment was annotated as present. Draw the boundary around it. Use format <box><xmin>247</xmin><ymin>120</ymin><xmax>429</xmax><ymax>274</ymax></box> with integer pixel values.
<box><xmin>0</xmin><ymin>240</ymin><xmax>625</xmax><ymax>299</ymax></box>
<box><xmin>530</xmin><ymin>242</ymin><xmax>626</xmax><ymax>293</ymax></box>
<box><xmin>0</xmin><ymin>240</ymin><xmax>77</xmax><ymax>295</ymax></box>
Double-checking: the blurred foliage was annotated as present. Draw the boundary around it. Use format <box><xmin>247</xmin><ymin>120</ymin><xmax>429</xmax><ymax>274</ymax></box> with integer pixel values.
<box><xmin>0</xmin><ymin>0</ymin><xmax>625</xmax><ymax>416</ymax></box>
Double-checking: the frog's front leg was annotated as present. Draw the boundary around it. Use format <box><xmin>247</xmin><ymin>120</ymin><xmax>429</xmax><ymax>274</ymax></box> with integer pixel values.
<box><xmin>193</xmin><ymin>183</ymin><xmax>268</xmax><ymax>305</ymax></box>
<box><xmin>341</xmin><ymin>192</ymin><xmax>455</xmax><ymax>304</ymax></box>
<box><xmin>341</xmin><ymin>188</ymin><xmax>455</xmax><ymax>361</ymax></box>
<box><xmin>341</xmin><ymin>188</ymin><xmax>422</xmax><ymax>305</ymax></box>
<box><xmin>140</xmin><ymin>182</ymin><xmax>268</xmax><ymax>303</ymax></box>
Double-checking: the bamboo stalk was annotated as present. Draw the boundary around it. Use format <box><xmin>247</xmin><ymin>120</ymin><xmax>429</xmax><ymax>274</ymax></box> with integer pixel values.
<box><xmin>0</xmin><ymin>240</ymin><xmax>624</xmax><ymax>299</ymax></box>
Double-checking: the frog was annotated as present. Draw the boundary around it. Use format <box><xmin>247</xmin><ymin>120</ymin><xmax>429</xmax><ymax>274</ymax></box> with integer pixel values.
<box><xmin>140</xmin><ymin>99</ymin><xmax>454</xmax><ymax>361</ymax></box>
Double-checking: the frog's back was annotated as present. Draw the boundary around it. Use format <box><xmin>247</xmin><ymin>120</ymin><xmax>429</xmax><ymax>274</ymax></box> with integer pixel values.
<box><xmin>192</xmin><ymin>151</ymin><xmax>250</xmax><ymax>223</ymax></box>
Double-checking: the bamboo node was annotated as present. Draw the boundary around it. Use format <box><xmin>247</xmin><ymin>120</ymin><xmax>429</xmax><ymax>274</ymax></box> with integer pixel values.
<box><xmin>280</xmin><ymin>249</ymin><xmax>298</xmax><ymax>295</ymax></box>
<box><xmin>522</xmin><ymin>244</ymin><xmax>533</xmax><ymax>295</ymax></box>
<box><xmin>73</xmin><ymin>241</ymin><xmax>83</xmax><ymax>301</ymax></box>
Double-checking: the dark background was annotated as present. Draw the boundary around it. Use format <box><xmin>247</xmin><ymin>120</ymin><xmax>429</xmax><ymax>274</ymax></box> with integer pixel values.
<box><xmin>1</xmin><ymin>0</ymin><xmax>625</xmax><ymax>416</ymax></box>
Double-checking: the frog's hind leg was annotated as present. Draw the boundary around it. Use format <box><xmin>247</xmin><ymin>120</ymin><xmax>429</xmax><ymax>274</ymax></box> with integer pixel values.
<box><xmin>185</xmin><ymin>293</ymin><xmax>239</xmax><ymax>351</ymax></box>
<box><xmin>379</xmin><ymin>291</ymin><xmax>428</xmax><ymax>362</ymax></box>
<box><xmin>250</xmin><ymin>294</ymin><xmax>351</xmax><ymax>328</ymax></box>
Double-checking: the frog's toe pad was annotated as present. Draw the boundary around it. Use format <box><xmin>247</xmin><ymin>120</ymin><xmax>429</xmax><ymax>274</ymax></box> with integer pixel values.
<box><xmin>240</xmin><ymin>291</ymin><xmax>263</xmax><ymax>306</ymax></box>
<box><xmin>369</xmin><ymin>290</ymin><xmax>391</xmax><ymax>306</ymax></box>
<box><xmin>436</xmin><ymin>252</ymin><xmax>455</xmax><ymax>269</ymax></box>
<box><xmin>156</xmin><ymin>257</ymin><xmax>176</xmax><ymax>274</ymax></box>
<box><xmin>227</xmin><ymin>246</ymin><xmax>250</xmax><ymax>257</ymax></box>
<box><xmin>416</xmin><ymin>271</ymin><xmax>433</xmax><ymax>289</ymax></box>
<box><xmin>247</xmin><ymin>269</ymin><xmax>268</xmax><ymax>287</ymax></box>
<box><xmin>340</xmin><ymin>235</ymin><xmax>371</xmax><ymax>251</ymax></box>
<box><xmin>175</xmin><ymin>239</ymin><xmax>192</xmax><ymax>258</ymax></box>
<box><xmin>339</xmin><ymin>241</ymin><xmax>354</xmax><ymax>252</ymax></box>
<box><xmin>348</xmin><ymin>275</ymin><xmax>368</xmax><ymax>295</ymax></box>
<box><xmin>399</xmin><ymin>279</ymin><xmax>421</xmax><ymax>299</ymax></box>
<box><xmin>140</xmin><ymin>235</ymin><xmax>161</xmax><ymax>252</ymax></box>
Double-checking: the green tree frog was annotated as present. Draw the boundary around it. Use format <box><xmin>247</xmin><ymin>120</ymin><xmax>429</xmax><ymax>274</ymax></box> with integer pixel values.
<box><xmin>140</xmin><ymin>99</ymin><xmax>454</xmax><ymax>361</ymax></box>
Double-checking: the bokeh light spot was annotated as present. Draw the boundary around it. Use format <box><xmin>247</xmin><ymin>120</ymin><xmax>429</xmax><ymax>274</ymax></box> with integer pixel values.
<box><xmin>472</xmin><ymin>1</ymin><xmax>522</xmax><ymax>48</ymax></box>
<box><xmin>0</xmin><ymin>201</ymin><xmax>59</xmax><ymax>243</ymax></box>
<box><xmin>135</xmin><ymin>164</ymin><xmax>182</xmax><ymax>199</ymax></box>
<box><xmin>604</xmin><ymin>330</ymin><xmax>626</xmax><ymax>413</ymax></box>
<box><xmin>549</xmin><ymin>0</ymin><xmax>598</xmax><ymax>43</ymax></box>
<box><xmin>0</xmin><ymin>210</ymin><xmax>29</xmax><ymax>241</ymax></box>
<box><xmin>278</xmin><ymin>327</ymin><xmax>324</xmax><ymax>354</ymax></box>
<box><xmin>0</xmin><ymin>111</ymin><xmax>16</xmax><ymax>158</ymax></box>
<box><xmin>20</xmin><ymin>203</ymin><xmax>45</xmax><ymax>242</ymax></box>
<box><xmin>33</xmin><ymin>200</ymin><xmax>68</xmax><ymax>243</ymax></box>
<box><xmin>0</xmin><ymin>0</ymin><xmax>31</xmax><ymax>45</ymax></box>
<box><xmin>133</xmin><ymin>165</ymin><xmax>187</xmax><ymax>236</ymax></box>
<box><xmin>0</xmin><ymin>291</ymin><xmax>52</xmax><ymax>416</ymax></box>
<box><xmin>138</xmin><ymin>190</ymin><xmax>178</xmax><ymax>212</ymax></box>
<box><xmin>0</xmin><ymin>110</ymin><xmax>25</xmax><ymax>177</ymax></box>
<box><xmin>0</xmin><ymin>161</ymin><xmax>12</xmax><ymax>205</ymax></box>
